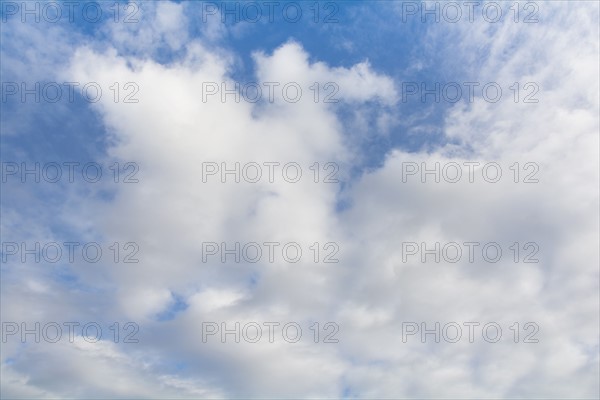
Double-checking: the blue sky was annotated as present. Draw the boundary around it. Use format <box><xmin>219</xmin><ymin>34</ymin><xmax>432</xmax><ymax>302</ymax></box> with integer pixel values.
<box><xmin>1</xmin><ymin>1</ymin><xmax>455</xmax><ymax>171</ymax></box>
<box><xmin>1</xmin><ymin>1</ymin><xmax>599</xmax><ymax>398</ymax></box>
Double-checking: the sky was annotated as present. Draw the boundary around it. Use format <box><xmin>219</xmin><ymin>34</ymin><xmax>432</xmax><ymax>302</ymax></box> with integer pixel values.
<box><xmin>0</xmin><ymin>0</ymin><xmax>599</xmax><ymax>398</ymax></box>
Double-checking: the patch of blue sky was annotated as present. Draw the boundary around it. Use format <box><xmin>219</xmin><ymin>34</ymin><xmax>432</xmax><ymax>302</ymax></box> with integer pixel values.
<box><xmin>0</xmin><ymin>98</ymin><xmax>107</xmax><ymax>163</ymax></box>
<box><xmin>248</xmin><ymin>270</ymin><xmax>260</xmax><ymax>288</ymax></box>
<box><xmin>155</xmin><ymin>292</ymin><xmax>189</xmax><ymax>322</ymax></box>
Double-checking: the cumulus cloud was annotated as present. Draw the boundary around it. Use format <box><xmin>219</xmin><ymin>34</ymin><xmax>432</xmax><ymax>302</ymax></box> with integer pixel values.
<box><xmin>1</xmin><ymin>1</ymin><xmax>598</xmax><ymax>398</ymax></box>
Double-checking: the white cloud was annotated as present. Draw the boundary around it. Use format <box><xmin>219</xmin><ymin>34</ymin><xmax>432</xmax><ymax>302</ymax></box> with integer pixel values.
<box><xmin>1</xmin><ymin>1</ymin><xmax>598</xmax><ymax>398</ymax></box>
